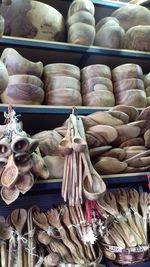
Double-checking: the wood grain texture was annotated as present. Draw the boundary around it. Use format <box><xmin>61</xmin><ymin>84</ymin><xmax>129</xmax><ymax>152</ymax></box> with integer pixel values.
<box><xmin>0</xmin><ymin>0</ymin><xmax>66</xmax><ymax>41</ymax></box>
<box><xmin>116</xmin><ymin>89</ymin><xmax>147</xmax><ymax>108</ymax></box>
<box><xmin>123</xmin><ymin>26</ymin><xmax>150</xmax><ymax>52</ymax></box>
<box><xmin>81</xmin><ymin>64</ymin><xmax>111</xmax><ymax>81</ymax></box>
<box><xmin>112</xmin><ymin>64</ymin><xmax>143</xmax><ymax>82</ymax></box>
<box><xmin>82</xmin><ymin>91</ymin><xmax>115</xmax><ymax>107</ymax></box>
<box><xmin>96</xmin><ymin>17</ymin><xmax>119</xmax><ymax>32</ymax></box>
<box><xmin>67</xmin><ymin>10</ymin><xmax>95</xmax><ymax>27</ymax></box>
<box><xmin>113</xmin><ymin>78</ymin><xmax>144</xmax><ymax>94</ymax></box>
<box><xmin>68</xmin><ymin>0</ymin><xmax>95</xmax><ymax>17</ymax></box>
<box><xmin>68</xmin><ymin>22</ymin><xmax>95</xmax><ymax>45</ymax></box>
<box><xmin>82</xmin><ymin>77</ymin><xmax>113</xmax><ymax>95</ymax></box>
<box><xmin>43</xmin><ymin>63</ymin><xmax>80</xmax><ymax>80</ymax></box>
<box><xmin>111</xmin><ymin>5</ymin><xmax>150</xmax><ymax>31</ymax></box>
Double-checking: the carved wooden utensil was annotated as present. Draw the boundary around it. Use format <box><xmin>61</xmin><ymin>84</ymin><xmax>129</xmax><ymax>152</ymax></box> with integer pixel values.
<box><xmin>1</xmin><ymin>154</ymin><xmax>18</xmax><ymax>188</ymax></box>
<box><xmin>11</xmin><ymin>209</ymin><xmax>27</xmax><ymax>267</ymax></box>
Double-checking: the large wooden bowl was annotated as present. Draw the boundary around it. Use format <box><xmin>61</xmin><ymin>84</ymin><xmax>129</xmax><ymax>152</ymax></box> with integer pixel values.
<box><xmin>0</xmin><ymin>60</ymin><xmax>9</xmax><ymax>95</ymax></box>
<box><xmin>43</xmin><ymin>63</ymin><xmax>80</xmax><ymax>80</ymax></box>
<box><xmin>67</xmin><ymin>10</ymin><xmax>95</xmax><ymax>27</ymax></box>
<box><xmin>82</xmin><ymin>77</ymin><xmax>113</xmax><ymax>95</ymax></box>
<box><xmin>95</xmin><ymin>24</ymin><xmax>125</xmax><ymax>49</ymax></box>
<box><xmin>111</xmin><ymin>5</ymin><xmax>150</xmax><ymax>31</ymax></box>
<box><xmin>116</xmin><ymin>89</ymin><xmax>147</xmax><ymax>108</ymax></box>
<box><xmin>0</xmin><ymin>0</ymin><xmax>66</xmax><ymax>41</ymax></box>
<box><xmin>123</xmin><ymin>26</ymin><xmax>150</xmax><ymax>52</ymax></box>
<box><xmin>9</xmin><ymin>74</ymin><xmax>43</xmax><ymax>88</ymax></box>
<box><xmin>45</xmin><ymin>88</ymin><xmax>82</xmax><ymax>106</ymax></box>
<box><xmin>113</xmin><ymin>78</ymin><xmax>144</xmax><ymax>93</ymax></box>
<box><xmin>1</xmin><ymin>83</ymin><xmax>44</xmax><ymax>105</ymax></box>
<box><xmin>68</xmin><ymin>22</ymin><xmax>95</xmax><ymax>45</ymax></box>
<box><xmin>45</xmin><ymin>76</ymin><xmax>80</xmax><ymax>91</ymax></box>
<box><xmin>96</xmin><ymin>17</ymin><xmax>119</xmax><ymax>32</ymax></box>
<box><xmin>83</xmin><ymin>91</ymin><xmax>115</xmax><ymax>107</ymax></box>
<box><xmin>81</xmin><ymin>64</ymin><xmax>111</xmax><ymax>80</ymax></box>
<box><xmin>112</xmin><ymin>64</ymin><xmax>143</xmax><ymax>82</ymax></box>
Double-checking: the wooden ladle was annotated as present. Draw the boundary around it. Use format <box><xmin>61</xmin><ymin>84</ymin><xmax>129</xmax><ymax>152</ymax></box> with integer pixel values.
<box><xmin>1</xmin><ymin>154</ymin><xmax>18</xmax><ymax>188</ymax></box>
<box><xmin>11</xmin><ymin>209</ymin><xmax>27</xmax><ymax>267</ymax></box>
<box><xmin>11</xmin><ymin>134</ymin><xmax>30</xmax><ymax>153</ymax></box>
<box><xmin>77</xmin><ymin>116</ymin><xmax>106</xmax><ymax>199</ymax></box>
<box><xmin>15</xmin><ymin>171</ymin><xmax>34</xmax><ymax>194</ymax></box>
<box><xmin>70</xmin><ymin>114</ymin><xmax>87</xmax><ymax>152</ymax></box>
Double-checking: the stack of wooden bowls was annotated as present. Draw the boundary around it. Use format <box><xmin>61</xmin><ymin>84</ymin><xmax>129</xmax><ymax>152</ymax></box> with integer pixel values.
<box><xmin>144</xmin><ymin>73</ymin><xmax>150</xmax><ymax>106</ymax></box>
<box><xmin>67</xmin><ymin>0</ymin><xmax>95</xmax><ymax>46</ymax></box>
<box><xmin>43</xmin><ymin>63</ymin><xmax>82</xmax><ymax>106</ymax></box>
<box><xmin>95</xmin><ymin>17</ymin><xmax>125</xmax><ymax>49</ymax></box>
<box><xmin>112</xmin><ymin>63</ymin><xmax>147</xmax><ymax>108</ymax></box>
<box><xmin>0</xmin><ymin>48</ymin><xmax>44</xmax><ymax>105</ymax></box>
<box><xmin>81</xmin><ymin>64</ymin><xmax>115</xmax><ymax>107</ymax></box>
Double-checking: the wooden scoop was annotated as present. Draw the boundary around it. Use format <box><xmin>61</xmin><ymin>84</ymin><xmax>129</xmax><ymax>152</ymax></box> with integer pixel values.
<box><xmin>1</xmin><ymin>154</ymin><xmax>19</xmax><ymax>188</ymax></box>
<box><xmin>15</xmin><ymin>172</ymin><xmax>34</xmax><ymax>194</ymax></box>
<box><xmin>1</xmin><ymin>186</ymin><xmax>20</xmax><ymax>204</ymax></box>
<box><xmin>70</xmin><ymin>114</ymin><xmax>87</xmax><ymax>152</ymax></box>
<box><xmin>11</xmin><ymin>134</ymin><xmax>30</xmax><ymax>153</ymax></box>
<box><xmin>58</xmin><ymin>118</ymin><xmax>72</xmax><ymax>155</ymax></box>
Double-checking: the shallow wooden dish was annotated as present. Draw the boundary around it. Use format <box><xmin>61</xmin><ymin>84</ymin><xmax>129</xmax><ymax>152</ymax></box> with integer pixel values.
<box><xmin>1</xmin><ymin>83</ymin><xmax>44</xmax><ymax>105</ymax></box>
<box><xmin>81</xmin><ymin>64</ymin><xmax>111</xmax><ymax>81</ymax></box>
<box><xmin>43</xmin><ymin>63</ymin><xmax>80</xmax><ymax>80</ymax></box>
<box><xmin>112</xmin><ymin>64</ymin><xmax>143</xmax><ymax>82</ymax></box>
<box><xmin>0</xmin><ymin>0</ymin><xmax>66</xmax><ymax>41</ymax></box>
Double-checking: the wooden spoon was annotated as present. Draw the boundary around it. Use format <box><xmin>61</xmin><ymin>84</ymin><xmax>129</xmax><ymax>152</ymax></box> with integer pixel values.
<box><xmin>77</xmin><ymin>116</ymin><xmax>106</xmax><ymax>199</ymax></box>
<box><xmin>70</xmin><ymin>114</ymin><xmax>87</xmax><ymax>152</ymax></box>
<box><xmin>15</xmin><ymin>171</ymin><xmax>34</xmax><ymax>194</ymax></box>
<box><xmin>58</xmin><ymin>117</ymin><xmax>73</xmax><ymax>155</ymax></box>
<box><xmin>11</xmin><ymin>209</ymin><xmax>27</xmax><ymax>267</ymax></box>
<box><xmin>139</xmin><ymin>192</ymin><xmax>148</xmax><ymax>243</ymax></box>
<box><xmin>1</xmin><ymin>154</ymin><xmax>18</xmax><ymax>188</ymax></box>
<box><xmin>1</xmin><ymin>186</ymin><xmax>20</xmax><ymax>204</ymax></box>
<box><xmin>11</xmin><ymin>134</ymin><xmax>30</xmax><ymax>153</ymax></box>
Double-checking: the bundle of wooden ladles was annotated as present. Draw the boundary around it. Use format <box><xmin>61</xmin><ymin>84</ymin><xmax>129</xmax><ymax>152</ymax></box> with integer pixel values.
<box><xmin>0</xmin><ymin>108</ymin><xmax>50</xmax><ymax>204</ymax></box>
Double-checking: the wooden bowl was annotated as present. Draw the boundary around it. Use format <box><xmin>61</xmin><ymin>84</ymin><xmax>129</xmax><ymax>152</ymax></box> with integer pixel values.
<box><xmin>111</xmin><ymin>5</ymin><xmax>150</xmax><ymax>31</ymax></box>
<box><xmin>116</xmin><ymin>89</ymin><xmax>147</xmax><ymax>108</ymax></box>
<box><xmin>0</xmin><ymin>60</ymin><xmax>9</xmax><ymax>95</ymax></box>
<box><xmin>9</xmin><ymin>74</ymin><xmax>43</xmax><ymax>88</ymax></box>
<box><xmin>146</xmin><ymin>97</ymin><xmax>150</xmax><ymax>106</ymax></box>
<box><xmin>68</xmin><ymin>22</ymin><xmax>95</xmax><ymax>45</ymax></box>
<box><xmin>145</xmin><ymin>86</ymin><xmax>150</xmax><ymax>97</ymax></box>
<box><xmin>44</xmin><ymin>76</ymin><xmax>80</xmax><ymax>91</ymax></box>
<box><xmin>43</xmin><ymin>63</ymin><xmax>80</xmax><ymax>80</ymax></box>
<box><xmin>96</xmin><ymin>17</ymin><xmax>119</xmax><ymax>32</ymax></box>
<box><xmin>83</xmin><ymin>91</ymin><xmax>115</xmax><ymax>107</ymax></box>
<box><xmin>1</xmin><ymin>0</ymin><xmax>66</xmax><ymax>41</ymax></box>
<box><xmin>112</xmin><ymin>64</ymin><xmax>143</xmax><ymax>82</ymax></box>
<box><xmin>82</xmin><ymin>77</ymin><xmax>113</xmax><ymax>95</ymax></box>
<box><xmin>45</xmin><ymin>88</ymin><xmax>82</xmax><ymax>106</ymax></box>
<box><xmin>1</xmin><ymin>83</ymin><xmax>44</xmax><ymax>105</ymax></box>
<box><xmin>144</xmin><ymin>73</ymin><xmax>150</xmax><ymax>87</ymax></box>
<box><xmin>68</xmin><ymin>0</ymin><xmax>95</xmax><ymax>17</ymax></box>
<box><xmin>94</xmin><ymin>157</ymin><xmax>127</xmax><ymax>174</ymax></box>
<box><xmin>0</xmin><ymin>15</ymin><xmax>4</xmax><ymax>37</ymax></box>
<box><xmin>123</xmin><ymin>26</ymin><xmax>150</xmax><ymax>52</ymax></box>
<box><xmin>67</xmin><ymin>10</ymin><xmax>95</xmax><ymax>27</ymax></box>
<box><xmin>95</xmin><ymin>24</ymin><xmax>125</xmax><ymax>49</ymax></box>
<box><xmin>81</xmin><ymin>64</ymin><xmax>111</xmax><ymax>80</ymax></box>
<box><xmin>1</xmin><ymin>48</ymin><xmax>43</xmax><ymax>77</ymax></box>
<box><xmin>113</xmin><ymin>78</ymin><xmax>144</xmax><ymax>94</ymax></box>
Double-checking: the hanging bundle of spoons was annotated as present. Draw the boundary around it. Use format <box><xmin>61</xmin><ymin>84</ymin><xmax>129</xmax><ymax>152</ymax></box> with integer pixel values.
<box><xmin>0</xmin><ymin>106</ymin><xmax>49</xmax><ymax>204</ymax></box>
<box><xmin>60</xmin><ymin>110</ymin><xmax>106</xmax><ymax>206</ymax></box>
